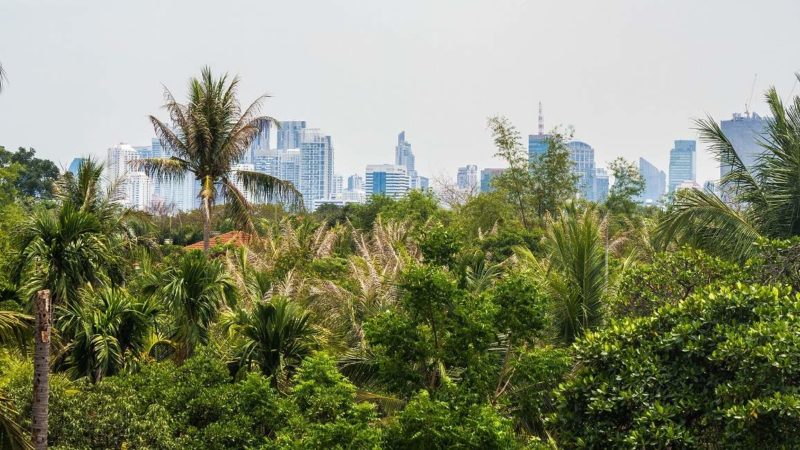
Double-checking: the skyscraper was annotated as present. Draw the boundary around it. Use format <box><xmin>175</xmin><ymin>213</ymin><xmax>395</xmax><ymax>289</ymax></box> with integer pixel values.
<box><xmin>332</xmin><ymin>175</ymin><xmax>343</xmax><ymax>196</ymax></box>
<box><xmin>594</xmin><ymin>168</ymin><xmax>609</xmax><ymax>203</ymax></box>
<box><xmin>720</xmin><ymin>112</ymin><xmax>767</xmax><ymax>178</ymax></box>
<box><xmin>394</xmin><ymin>131</ymin><xmax>418</xmax><ymax>189</ymax></box>
<box><xmin>638</xmin><ymin>157</ymin><xmax>666</xmax><ymax>204</ymax></box>
<box><xmin>456</xmin><ymin>164</ymin><xmax>478</xmax><ymax>191</ymax></box>
<box><xmin>277</xmin><ymin>121</ymin><xmax>307</xmax><ymax>150</ymax></box>
<box><xmin>347</xmin><ymin>174</ymin><xmax>364</xmax><ymax>191</ymax></box>
<box><xmin>528</xmin><ymin>102</ymin><xmax>550</xmax><ymax>162</ymax></box>
<box><xmin>365</xmin><ymin>164</ymin><xmax>409</xmax><ymax>199</ymax></box>
<box><xmin>480</xmin><ymin>168</ymin><xmax>506</xmax><ymax>193</ymax></box>
<box><xmin>299</xmin><ymin>129</ymin><xmax>334</xmax><ymax>210</ymax></box>
<box><xmin>148</xmin><ymin>138</ymin><xmax>200</xmax><ymax>212</ymax></box>
<box><xmin>566</xmin><ymin>140</ymin><xmax>596</xmax><ymax>200</ymax></box>
<box><xmin>247</xmin><ymin>121</ymin><xmax>272</xmax><ymax>164</ymax></box>
<box><xmin>668</xmin><ymin>140</ymin><xmax>696</xmax><ymax>193</ymax></box>
<box><xmin>68</xmin><ymin>157</ymin><xmax>86</xmax><ymax>176</ymax></box>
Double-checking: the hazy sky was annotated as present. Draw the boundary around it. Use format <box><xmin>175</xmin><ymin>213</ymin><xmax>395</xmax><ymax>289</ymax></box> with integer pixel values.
<box><xmin>1</xmin><ymin>0</ymin><xmax>799</xmax><ymax>185</ymax></box>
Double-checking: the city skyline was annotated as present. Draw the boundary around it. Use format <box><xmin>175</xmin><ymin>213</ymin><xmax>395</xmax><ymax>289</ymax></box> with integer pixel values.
<box><xmin>1</xmin><ymin>1</ymin><xmax>798</xmax><ymax>186</ymax></box>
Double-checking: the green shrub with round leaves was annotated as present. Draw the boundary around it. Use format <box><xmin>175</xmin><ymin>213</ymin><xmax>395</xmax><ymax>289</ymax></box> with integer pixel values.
<box><xmin>551</xmin><ymin>283</ymin><xmax>800</xmax><ymax>449</ymax></box>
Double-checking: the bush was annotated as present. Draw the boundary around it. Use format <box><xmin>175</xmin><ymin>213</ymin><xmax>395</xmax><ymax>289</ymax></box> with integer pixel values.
<box><xmin>551</xmin><ymin>283</ymin><xmax>800</xmax><ymax>449</ymax></box>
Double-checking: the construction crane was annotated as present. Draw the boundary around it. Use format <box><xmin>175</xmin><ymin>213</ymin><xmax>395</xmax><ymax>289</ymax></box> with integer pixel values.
<box><xmin>745</xmin><ymin>74</ymin><xmax>758</xmax><ymax>118</ymax></box>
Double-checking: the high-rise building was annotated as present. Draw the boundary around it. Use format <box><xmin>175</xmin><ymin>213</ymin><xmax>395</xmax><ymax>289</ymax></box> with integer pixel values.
<box><xmin>126</xmin><ymin>171</ymin><xmax>152</xmax><ymax>210</ymax></box>
<box><xmin>229</xmin><ymin>163</ymin><xmax>256</xmax><ymax>203</ymax></box>
<box><xmin>456</xmin><ymin>165</ymin><xmax>478</xmax><ymax>191</ymax></box>
<box><xmin>299</xmin><ymin>129</ymin><xmax>334</xmax><ymax>210</ymax></box>
<box><xmin>668</xmin><ymin>140</ymin><xmax>696</xmax><ymax>193</ymax></box>
<box><xmin>594</xmin><ymin>168</ymin><xmax>609</xmax><ymax>203</ymax></box>
<box><xmin>148</xmin><ymin>138</ymin><xmax>200</xmax><ymax>212</ymax></box>
<box><xmin>347</xmin><ymin>174</ymin><xmax>364</xmax><ymax>191</ymax></box>
<box><xmin>480</xmin><ymin>168</ymin><xmax>506</xmax><ymax>193</ymax></box>
<box><xmin>418</xmin><ymin>176</ymin><xmax>430</xmax><ymax>191</ymax></box>
<box><xmin>566</xmin><ymin>141</ymin><xmax>596</xmax><ymax>200</ymax></box>
<box><xmin>720</xmin><ymin>112</ymin><xmax>767</xmax><ymax>178</ymax></box>
<box><xmin>105</xmin><ymin>143</ymin><xmax>138</xmax><ymax>183</ymax></box>
<box><xmin>638</xmin><ymin>157</ymin><xmax>666</xmax><ymax>204</ymax></box>
<box><xmin>332</xmin><ymin>175</ymin><xmax>343</xmax><ymax>196</ymax></box>
<box><xmin>277</xmin><ymin>121</ymin><xmax>307</xmax><ymax>150</ymax></box>
<box><xmin>395</xmin><ymin>131</ymin><xmax>415</xmax><ymax>174</ymax></box>
<box><xmin>278</xmin><ymin>149</ymin><xmax>302</xmax><ymax>189</ymax></box>
<box><xmin>365</xmin><ymin>164</ymin><xmax>409</xmax><ymax>199</ymax></box>
<box><xmin>247</xmin><ymin>121</ymin><xmax>272</xmax><ymax>164</ymax></box>
<box><xmin>528</xmin><ymin>103</ymin><xmax>550</xmax><ymax>162</ymax></box>
<box><xmin>68</xmin><ymin>157</ymin><xmax>86</xmax><ymax>176</ymax></box>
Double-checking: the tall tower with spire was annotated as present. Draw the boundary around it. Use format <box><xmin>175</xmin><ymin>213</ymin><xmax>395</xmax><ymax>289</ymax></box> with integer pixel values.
<box><xmin>538</xmin><ymin>101</ymin><xmax>544</xmax><ymax>136</ymax></box>
<box><xmin>528</xmin><ymin>101</ymin><xmax>550</xmax><ymax>162</ymax></box>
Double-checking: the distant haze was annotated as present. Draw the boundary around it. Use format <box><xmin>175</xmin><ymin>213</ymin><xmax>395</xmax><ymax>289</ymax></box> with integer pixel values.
<box><xmin>1</xmin><ymin>0</ymin><xmax>798</xmax><ymax>185</ymax></box>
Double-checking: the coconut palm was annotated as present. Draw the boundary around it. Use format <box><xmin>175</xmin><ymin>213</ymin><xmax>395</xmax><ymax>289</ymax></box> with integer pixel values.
<box><xmin>656</xmin><ymin>76</ymin><xmax>800</xmax><ymax>261</ymax></box>
<box><xmin>58</xmin><ymin>285</ymin><xmax>158</xmax><ymax>382</ymax></box>
<box><xmin>519</xmin><ymin>204</ymin><xmax>606</xmax><ymax>344</ymax></box>
<box><xmin>221</xmin><ymin>297</ymin><xmax>314</xmax><ymax>387</ymax></box>
<box><xmin>0</xmin><ymin>391</ymin><xmax>31</xmax><ymax>450</ymax></box>
<box><xmin>143</xmin><ymin>251</ymin><xmax>236</xmax><ymax>362</ymax></box>
<box><xmin>135</xmin><ymin>67</ymin><xmax>303</xmax><ymax>252</ymax></box>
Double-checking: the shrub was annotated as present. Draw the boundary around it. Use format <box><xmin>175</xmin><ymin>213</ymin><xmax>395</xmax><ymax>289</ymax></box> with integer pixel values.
<box><xmin>551</xmin><ymin>283</ymin><xmax>800</xmax><ymax>449</ymax></box>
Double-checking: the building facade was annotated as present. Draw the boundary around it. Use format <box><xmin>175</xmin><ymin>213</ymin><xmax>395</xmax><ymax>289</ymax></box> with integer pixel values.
<box><xmin>299</xmin><ymin>129</ymin><xmax>334</xmax><ymax>210</ymax></box>
<box><xmin>668</xmin><ymin>140</ymin><xmax>696</xmax><ymax>193</ymax></box>
<box><xmin>593</xmin><ymin>168</ymin><xmax>609</xmax><ymax>203</ymax></box>
<box><xmin>720</xmin><ymin>112</ymin><xmax>767</xmax><ymax>178</ymax></box>
<box><xmin>480</xmin><ymin>168</ymin><xmax>506</xmax><ymax>193</ymax></box>
<box><xmin>365</xmin><ymin>164</ymin><xmax>409</xmax><ymax>199</ymax></box>
<box><xmin>277</xmin><ymin>121</ymin><xmax>307</xmax><ymax>150</ymax></box>
<box><xmin>566</xmin><ymin>140</ymin><xmax>596</xmax><ymax>201</ymax></box>
<box><xmin>456</xmin><ymin>164</ymin><xmax>478</xmax><ymax>191</ymax></box>
<box><xmin>638</xmin><ymin>157</ymin><xmax>666</xmax><ymax>204</ymax></box>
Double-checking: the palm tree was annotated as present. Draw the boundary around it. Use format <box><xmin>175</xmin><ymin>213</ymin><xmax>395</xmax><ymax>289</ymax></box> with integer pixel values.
<box><xmin>221</xmin><ymin>297</ymin><xmax>314</xmax><ymax>387</ymax></box>
<box><xmin>656</xmin><ymin>76</ymin><xmax>800</xmax><ymax>261</ymax></box>
<box><xmin>0</xmin><ymin>311</ymin><xmax>32</xmax><ymax>450</ymax></box>
<box><xmin>135</xmin><ymin>67</ymin><xmax>303</xmax><ymax>252</ymax></box>
<box><xmin>14</xmin><ymin>201</ymin><xmax>113</xmax><ymax>307</ymax></box>
<box><xmin>143</xmin><ymin>251</ymin><xmax>235</xmax><ymax>362</ymax></box>
<box><xmin>519</xmin><ymin>204</ymin><xmax>606</xmax><ymax>343</ymax></box>
<box><xmin>58</xmin><ymin>285</ymin><xmax>158</xmax><ymax>382</ymax></box>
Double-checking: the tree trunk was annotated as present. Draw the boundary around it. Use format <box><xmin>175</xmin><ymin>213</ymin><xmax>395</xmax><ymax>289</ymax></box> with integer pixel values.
<box><xmin>202</xmin><ymin>195</ymin><xmax>211</xmax><ymax>253</ymax></box>
<box><xmin>32</xmin><ymin>290</ymin><xmax>51</xmax><ymax>450</ymax></box>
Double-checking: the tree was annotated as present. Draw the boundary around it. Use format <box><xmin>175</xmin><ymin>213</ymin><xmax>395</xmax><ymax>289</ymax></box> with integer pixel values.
<box><xmin>31</xmin><ymin>290</ymin><xmax>50</xmax><ymax>450</ymax></box>
<box><xmin>143</xmin><ymin>251</ymin><xmax>235</xmax><ymax>362</ymax></box>
<box><xmin>221</xmin><ymin>297</ymin><xmax>315</xmax><ymax>385</ymax></box>
<box><xmin>519</xmin><ymin>204</ymin><xmax>606</xmax><ymax>343</ymax></box>
<box><xmin>0</xmin><ymin>147</ymin><xmax>59</xmax><ymax>199</ymax></box>
<box><xmin>14</xmin><ymin>202</ymin><xmax>113</xmax><ymax>308</ymax></box>
<box><xmin>551</xmin><ymin>283</ymin><xmax>800</xmax><ymax>448</ymax></box>
<box><xmin>488</xmin><ymin>117</ymin><xmax>578</xmax><ymax>227</ymax></box>
<box><xmin>137</xmin><ymin>67</ymin><xmax>302</xmax><ymax>252</ymax></box>
<box><xmin>58</xmin><ymin>285</ymin><xmax>158</xmax><ymax>382</ymax></box>
<box><xmin>606</xmin><ymin>156</ymin><xmax>644</xmax><ymax>214</ymax></box>
<box><xmin>656</xmin><ymin>75</ymin><xmax>800</xmax><ymax>261</ymax></box>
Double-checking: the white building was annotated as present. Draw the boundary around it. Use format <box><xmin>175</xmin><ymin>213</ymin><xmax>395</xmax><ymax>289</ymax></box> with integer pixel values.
<box><xmin>299</xmin><ymin>129</ymin><xmax>334</xmax><ymax>210</ymax></box>
<box><xmin>456</xmin><ymin>165</ymin><xmax>478</xmax><ymax>191</ymax></box>
<box><xmin>312</xmin><ymin>189</ymin><xmax>367</xmax><ymax>209</ymax></box>
<box><xmin>365</xmin><ymin>164</ymin><xmax>409</xmax><ymax>199</ymax></box>
<box><xmin>105</xmin><ymin>143</ymin><xmax>153</xmax><ymax>209</ymax></box>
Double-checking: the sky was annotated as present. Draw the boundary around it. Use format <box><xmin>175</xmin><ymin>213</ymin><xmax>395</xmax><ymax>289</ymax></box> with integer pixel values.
<box><xmin>1</xmin><ymin>0</ymin><xmax>799</xmax><ymax>185</ymax></box>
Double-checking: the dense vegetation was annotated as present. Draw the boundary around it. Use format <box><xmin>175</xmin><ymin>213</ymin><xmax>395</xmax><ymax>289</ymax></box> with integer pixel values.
<box><xmin>1</xmin><ymin>71</ymin><xmax>800</xmax><ymax>449</ymax></box>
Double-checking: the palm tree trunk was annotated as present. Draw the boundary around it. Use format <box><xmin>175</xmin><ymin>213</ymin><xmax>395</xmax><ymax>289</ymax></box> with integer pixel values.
<box><xmin>202</xmin><ymin>195</ymin><xmax>211</xmax><ymax>253</ymax></box>
<box><xmin>32</xmin><ymin>290</ymin><xmax>51</xmax><ymax>450</ymax></box>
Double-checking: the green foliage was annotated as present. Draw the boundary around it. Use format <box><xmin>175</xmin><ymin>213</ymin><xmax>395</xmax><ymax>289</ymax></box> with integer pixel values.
<box><xmin>384</xmin><ymin>390</ymin><xmax>520</xmax><ymax>449</ymax></box>
<box><xmin>612</xmin><ymin>248</ymin><xmax>742</xmax><ymax>319</ymax></box>
<box><xmin>221</xmin><ymin>297</ymin><xmax>316</xmax><ymax>383</ymax></box>
<box><xmin>656</xmin><ymin>77</ymin><xmax>800</xmax><ymax>260</ymax></box>
<box><xmin>418</xmin><ymin>222</ymin><xmax>463</xmax><ymax>267</ymax></box>
<box><xmin>0</xmin><ymin>146</ymin><xmax>59</xmax><ymax>199</ymax></box>
<box><xmin>606</xmin><ymin>156</ymin><xmax>644</xmax><ymax>214</ymax></box>
<box><xmin>551</xmin><ymin>283</ymin><xmax>800</xmax><ymax>448</ymax></box>
<box><xmin>506</xmin><ymin>346</ymin><xmax>572</xmax><ymax>435</ymax></box>
<box><xmin>143</xmin><ymin>251</ymin><xmax>236</xmax><ymax>361</ymax></box>
<box><xmin>491</xmin><ymin>271</ymin><xmax>546</xmax><ymax>344</ymax></box>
